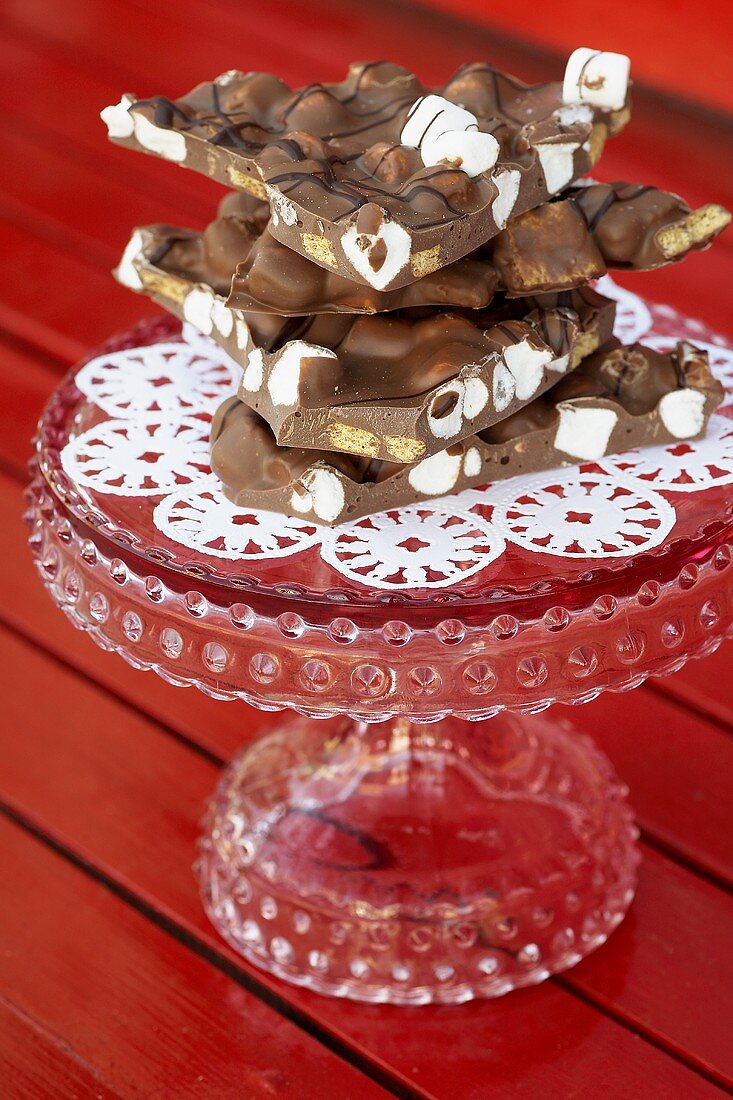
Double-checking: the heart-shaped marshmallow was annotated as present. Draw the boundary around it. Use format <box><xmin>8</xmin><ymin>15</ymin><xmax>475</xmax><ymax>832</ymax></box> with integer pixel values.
<box><xmin>341</xmin><ymin>204</ymin><xmax>411</xmax><ymax>290</ymax></box>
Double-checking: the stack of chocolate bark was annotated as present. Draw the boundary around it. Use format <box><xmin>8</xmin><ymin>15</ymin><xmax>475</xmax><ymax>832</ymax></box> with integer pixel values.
<box><xmin>103</xmin><ymin>53</ymin><xmax>730</xmax><ymax>525</ymax></box>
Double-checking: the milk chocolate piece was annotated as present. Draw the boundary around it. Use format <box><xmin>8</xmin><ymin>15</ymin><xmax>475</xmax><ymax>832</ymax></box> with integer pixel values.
<box><xmin>150</xmin><ymin>190</ymin><xmax>500</xmax><ymax>313</ymax></box>
<box><xmin>123</xmin><ymin>180</ymin><xmax>728</xmax><ymax>318</ymax></box>
<box><xmin>120</xmin><ymin>226</ymin><xmax>614</xmax><ymax>463</ymax></box>
<box><xmin>101</xmin><ymin>60</ymin><xmax>629</xmax><ymax>290</ymax></box>
<box><xmin>568</xmin><ymin>181</ymin><xmax>730</xmax><ymax>271</ymax></box>
<box><xmin>231</xmin><ymin>180</ymin><xmax>729</xmax><ymax>306</ymax></box>
<box><xmin>210</xmin><ymin>340</ymin><xmax>723</xmax><ymax>525</ymax></box>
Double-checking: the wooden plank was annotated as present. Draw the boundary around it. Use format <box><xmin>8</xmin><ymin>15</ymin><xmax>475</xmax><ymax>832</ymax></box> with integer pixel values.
<box><xmin>417</xmin><ymin>0</ymin><xmax>733</xmax><ymax>115</ymax></box>
<box><xmin>0</xmin><ymin>119</ymin><xmax>203</xmax><ymax>267</ymax></box>
<box><xmin>0</xmin><ymin>338</ymin><xmax>53</xmax><ymax>474</ymax></box>
<box><xmin>0</xmin><ymin>33</ymin><xmax>216</xmax><ymax>217</ymax></box>
<box><xmin>569</xmin><ymin>843</ymin><xmax>733</xmax><ymax>1081</ymax></box>
<box><xmin>582</xmin><ymin>690</ymin><xmax>733</xmax><ymax>887</ymax></box>
<box><xmin>0</xmin><ymin>815</ymin><xmax>389</xmax><ymax>1100</ymax></box>
<box><xmin>0</xmin><ymin>620</ymin><xmax>724</xmax><ymax>1097</ymax></box>
<box><xmin>0</xmin><ymin>999</ymin><xmax>121</xmax><ymax>1100</ymax></box>
<box><xmin>0</xmin><ymin>217</ymin><xmax>153</xmax><ymax>359</ymax></box>
<box><xmin>651</xmin><ymin>646</ymin><xmax>733</xmax><ymax>733</ymax></box>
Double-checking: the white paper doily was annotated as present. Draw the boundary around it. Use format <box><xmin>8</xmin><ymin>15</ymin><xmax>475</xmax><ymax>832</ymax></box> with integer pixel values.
<box><xmin>75</xmin><ymin>340</ymin><xmax>238</xmax><ymax>418</ymax></box>
<box><xmin>599</xmin><ymin>414</ymin><xmax>733</xmax><ymax>493</ymax></box>
<box><xmin>489</xmin><ymin>471</ymin><xmax>676</xmax><ymax>558</ymax></box>
<box><xmin>320</xmin><ymin>507</ymin><xmax>506</xmax><ymax>590</ymax></box>
<box><xmin>60</xmin><ymin>417</ymin><xmax>214</xmax><ymax>497</ymax></box>
<box><xmin>60</xmin><ymin>279</ymin><xmax>733</xmax><ymax>590</ymax></box>
<box><xmin>154</xmin><ymin>485</ymin><xmax>321</xmax><ymax>560</ymax></box>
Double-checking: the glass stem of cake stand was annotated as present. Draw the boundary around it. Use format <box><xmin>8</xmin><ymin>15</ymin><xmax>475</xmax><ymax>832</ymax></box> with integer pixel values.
<box><xmin>197</xmin><ymin>710</ymin><xmax>639</xmax><ymax>1005</ymax></box>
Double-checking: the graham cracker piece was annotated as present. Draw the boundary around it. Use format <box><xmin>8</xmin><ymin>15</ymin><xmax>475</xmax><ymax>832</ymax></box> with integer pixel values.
<box><xmin>570</xmin><ymin>327</ymin><xmax>601</xmax><ymax>368</ymax></box>
<box><xmin>411</xmin><ymin>247</ymin><xmax>442</xmax><ymax>279</ymax></box>
<box><xmin>587</xmin><ymin>122</ymin><xmax>608</xmax><ymax>166</ymax></box>
<box><xmin>384</xmin><ymin>436</ymin><xmax>426</xmax><ymax>463</ymax></box>
<box><xmin>226</xmin><ymin>166</ymin><xmax>268</xmax><ymax>201</ymax></box>
<box><xmin>656</xmin><ymin>204</ymin><xmax>732</xmax><ymax>259</ymax></box>
<box><xmin>326</xmin><ymin>423</ymin><xmax>379</xmax><ymax>457</ymax></box>
<box><xmin>138</xmin><ymin>268</ymin><xmax>188</xmax><ymax>305</ymax></box>
<box><xmin>302</xmin><ymin>233</ymin><xmax>338</xmax><ymax>270</ymax></box>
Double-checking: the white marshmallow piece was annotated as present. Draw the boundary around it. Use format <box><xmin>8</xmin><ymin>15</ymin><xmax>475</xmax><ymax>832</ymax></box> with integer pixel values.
<box><xmin>554</xmin><ymin>404</ymin><xmax>618</xmax><ymax>460</ymax></box>
<box><xmin>100</xmin><ymin>94</ymin><xmax>135</xmax><ymax>138</ymax></box>
<box><xmin>242</xmin><ymin>348</ymin><xmax>264</xmax><ymax>393</ymax></box>
<box><xmin>234</xmin><ymin>316</ymin><xmax>252</xmax><ymax>352</ymax></box>
<box><xmin>266</xmin><ymin>185</ymin><xmax>298</xmax><ymax>227</ymax></box>
<box><xmin>401</xmin><ymin>95</ymin><xmax>477</xmax><ymax>149</ymax></box>
<box><xmin>427</xmin><ymin>381</ymin><xmax>465</xmax><ymax>439</ymax></box>
<box><xmin>133</xmin><ymin>113</ymin><xmax>187</xmax><ymax>163</ymax></box>
<box><xmin>503</xmin><ymin>341</ymin><xmax>552</xmax><ymax>400</ymax></box>
<box><xmin>491</xmin><ymin>169</ymin><xmax>521</xmax><ymax>229</ymax></box>
<box><xmin>210</xmin><ymin>298</ymin><xmax>234</xmax><ymax>337</ymax></box>
<box><xmin>114</xmin><ymin>230</ymin><xmax>144</xmax><ymax>290</ymax></box>
<box><xmin>267</xmin><ymin>341</ymin><xmax>337</xmax><ymax>408</ymax></box>
<box><xmin>463</xmin><ymin>376</ymin><xmax>489</xmax><ymax>420</ymax></box>
<box><xmin>658</xmin><ymin>389</ymin><xmax>706</xmax><ymax>439</ymax></box>
<box><xmin>537</xmin><ymin>141</ymin><xmax>580</xmax><ymax>194</ymax></box>
<box><xmin>290</xmin><ymin>487</ymin><xmax>312</xmax><ymax>514</ymax></box>
<box><xmin>300</xmin><ymin>468</ymin><xmax>345</xmax><ymax>523</ymax></box>
<box><xmin>563</xmin><ymin>48</ymin><xmax>631</xmax><ymax>112</ymax></box>
<box><xmin>401</xmin><ymin>94</ymin><xmax>496</xmax><ymax>178</ymax></box>
<box><xmin>342</xmin><ymin>216</ymin><xmax>411</xmax><ymax>290</ymax></box>
<box><xmin>547</xmin><ymin>353</ymin><xmax>571</xmax><ymax>375</ymax></box>
<box><xmin>183</xmin><ymin>286</ymin><xmax>216</xmax><ymax>335</ymax></box>
<box><xmin>424</xmin><ymin>129</ymin><xmax>499</xmax><ymax>178</ymax></box>
<box><xmin>493</xmin><ymin>361</ymin><xmax>515</xmax><ymax>413</ymax></box>
<box><xmin>554</xmin><ymin>103</ymin><xmax>594</xmax><ymax>127</ymax></box>
<box><xmin>463</xmin><ymin>446</ymin><xmax>482</xmax><ymax>478</ymax></box>
<box><xmin>408</xmin><ymin>449</ymin><xmax>463</xmax><ymax>496</ymax></box>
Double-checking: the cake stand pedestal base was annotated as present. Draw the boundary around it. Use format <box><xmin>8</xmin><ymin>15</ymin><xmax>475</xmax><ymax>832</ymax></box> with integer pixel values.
<box><xmin>197</xmin><ymin>713</ymin><xmax>639</xmax><ymax>1004</ymax></box>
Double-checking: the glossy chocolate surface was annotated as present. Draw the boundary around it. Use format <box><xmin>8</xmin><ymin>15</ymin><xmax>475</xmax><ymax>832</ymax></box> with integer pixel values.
<box><xmin>105</xmin><ymin>61</ymin><xmax>629</xmax><ymax>287</ymax></box>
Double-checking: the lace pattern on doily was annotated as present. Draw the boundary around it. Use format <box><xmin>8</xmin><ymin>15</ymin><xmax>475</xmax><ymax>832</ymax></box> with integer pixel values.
<box><xmin>60</xmin><ymin>279</ymin><xmax>733</xmax><ymax>590</ymax></box>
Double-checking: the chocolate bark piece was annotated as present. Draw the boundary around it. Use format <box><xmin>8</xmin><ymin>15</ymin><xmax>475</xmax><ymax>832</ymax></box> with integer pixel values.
<box><xmin>124</xmin><ymin>178</ymin><xmax>729</xmax><ymax>318</ymax></box>
<box><xmin>152</xmin><ymin>190</ymin><xmax>501</xmax><ymax>314</ymax></box>
<box><xmin>101</xmin><ymin>58</ymin><xmax>629</xmax><ymax>290</ymax></box>
<box><xmin>232</xmin><ymin>295</ymin><xmax>614</xmax><ymax>464</ymax></box>
<box><xmin>210</xmin><ymin>340</ymin><xmax>723</xmax><ymax>526</ymax></box>
<box><xmin>119</xmin><ymin>226</ymin><xmax>614</xmax><ymax>463</ymax></box>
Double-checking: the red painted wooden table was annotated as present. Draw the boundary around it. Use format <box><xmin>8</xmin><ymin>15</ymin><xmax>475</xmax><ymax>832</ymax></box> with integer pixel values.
<box><xmin>1</xmin><ymin>2</ymin><xmax>732</xmax><ymax>1096</ymax></box>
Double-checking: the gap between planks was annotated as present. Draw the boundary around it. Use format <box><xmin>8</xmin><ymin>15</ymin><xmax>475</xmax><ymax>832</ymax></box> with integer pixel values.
<box><xmin>0</xmin><ymin>806</ymin><xmax>419</xmax><ymax>1100</ymax></box>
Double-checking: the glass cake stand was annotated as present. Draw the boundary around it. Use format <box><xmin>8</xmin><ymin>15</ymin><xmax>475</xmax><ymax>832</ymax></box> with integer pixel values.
<box><xmin>27</xmin><ymin>290</ymin><xmax>733</xmax><ymax>1005</ymax></box>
